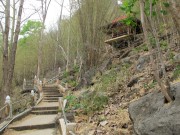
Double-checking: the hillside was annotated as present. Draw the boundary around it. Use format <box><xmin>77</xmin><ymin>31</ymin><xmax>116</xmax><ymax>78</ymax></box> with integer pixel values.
<box><xmin>60</xmin><ymin>42</ymin><xmax>180</xmax><ymax>134</ymax></box>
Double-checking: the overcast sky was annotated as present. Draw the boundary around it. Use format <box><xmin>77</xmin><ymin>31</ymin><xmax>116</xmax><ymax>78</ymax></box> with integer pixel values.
<box><xmin>22</xmin><ymin>0</ymin><xmax>70</xmax><ymax>30</ymax></box>
<box><xmin>22</xmin><ymin>0</ymin><xmax>121</xmax><ymax>30</ymax></box>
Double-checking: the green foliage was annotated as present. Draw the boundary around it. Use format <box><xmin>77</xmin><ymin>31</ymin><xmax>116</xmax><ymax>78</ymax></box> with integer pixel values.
<box><xmin>120</xmin><ymin>0</ymin><xmax>137</xmax><ymax>14</ymax></box>
<box><xmin>68</xmin><ymin>80</ymin><xmax>77</xmax><ymax>87</ymax></box>
<box><xmin>99</xmin><ymin>70</ymin><xmax>117</xmax><ymax>91</ymax></box>
<box><xmin>20</xmin><ymin>20</ymin><xmax>42</xmax><ymax>35</ymax></box>
<box><xmin>160</xmin><ymin>10</ymin><xmax>168</xmax><ymax>15</ymax></box>
<box><xmin>65</xmin><ymin>94</ymin><xmax>81</xmax><ymax>111</ymax></box>
<box><xmin>160</xmin><ymin>41</ymin><xmax>168</xmax><ymax>50</ymax></box>
<box><xmin>73</xmin><ymin>65</ymin><xmax>80</xmax><ymax>73</ymax></box>
<box><xmin>62</xmin><ymin>71</ymin><xmax>70</xmax><ymax>78</ymax></box>
<box><xmin>143</xmin><ymin>80</ymin><xmax>157</xmax><ymax>90</ymax></box>
<box><xmin>80</xmin><ymin>91</ymin><xmax>108</xmax><ymax>114</ymax></box>
<box><xmin>163</xmin><ymin>2</ymin><xmax>170</xmax><ymax>8</ymax></box>
<box><xmin>168</xmin><ymin>52</ymin><xmax>175</xmax><ymax>61</ymax></box>
<box><xmin>173</xmin><ymin>65</ymin><xmax>180</xmax><ymax>80</ymax></box>
<box><xmin>65</xmin><ymin>92</ymin><xmax>108</xmax><ymax>115</ymax></box>
<box><xmin>133</xmin><ymin>44</ymin><xmax>148</xmax><ymax>52</ymax></box>
<box><xmin>121</xmin><ymin>16</ymin><xmax>137</xmax><ymax>27</ymax></box>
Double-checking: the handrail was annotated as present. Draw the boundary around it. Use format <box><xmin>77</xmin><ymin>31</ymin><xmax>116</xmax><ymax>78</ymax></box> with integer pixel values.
<box><xmin>0</xmin><ymin>105</ymin><xmax>7</xmax><ymax>112</ymax></box>
<box><xmin>45</xmin><ymin>73</ymin><xmax>63</xmax><ymax>85</ymax></box>
<box><xmin>0</xmin><ymin>96</ymin><xmax>32</xmax><ymax>125</ymax></box>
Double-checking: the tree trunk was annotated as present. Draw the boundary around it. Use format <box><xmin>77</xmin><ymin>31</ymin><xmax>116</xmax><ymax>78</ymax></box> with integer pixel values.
<box><xmin>8</xmin><ymin>0</ymin><xmax>25</xmax><ymax>92</ymax></box>
<box><xmin>2</xmin><ymin>0</ymin><xmax>10</xmax><ymax>104</ymax></box>
<box><xmin>139</xmin><ymin>0</ymin><xmax>172</xmax><ymax>102</ymax></box>
<box><xmin>1</xmin><ymin>0</ymin><xmax>25</xmax><ymax>105</ymax></box>
<box><xmin>37</xmin><ymin>0</ymin><xmax>52</xmax><ymax>79</ymax></box>
<box><xmin>167</xmin><ymin>0</ymin><xmax>180</xmax><ymax>35</ymax></box>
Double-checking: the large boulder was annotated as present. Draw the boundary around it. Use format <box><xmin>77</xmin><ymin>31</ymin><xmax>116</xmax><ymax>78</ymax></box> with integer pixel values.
<box><xmin>129</xmin><ymin>82</ymin><xmax>180</xmax><ymax>135</ymax></box>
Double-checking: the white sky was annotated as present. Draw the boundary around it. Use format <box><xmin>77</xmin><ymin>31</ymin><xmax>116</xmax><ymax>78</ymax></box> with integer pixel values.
<box><xmin>19</xmin><ymin>0</ymin><xmax>121</xmax><ymax>30</ymax></box>
<box><xmin>22</xmin><ymin>0</ymin><xmax>70</xmax><ymax>30</ymax></box>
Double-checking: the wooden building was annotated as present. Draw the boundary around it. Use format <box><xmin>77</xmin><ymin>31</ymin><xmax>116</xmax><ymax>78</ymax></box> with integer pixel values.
<box><xmin>102</xmin><ymin>15</ymin><xmax>143</xmax><ymax>49</ymax></box>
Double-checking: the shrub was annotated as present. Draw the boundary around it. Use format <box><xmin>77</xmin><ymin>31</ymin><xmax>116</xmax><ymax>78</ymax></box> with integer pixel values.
<box><xmin>173</xmin><ymin>65</ymin><xmax>180</xmax><ymax>80</ymax></box>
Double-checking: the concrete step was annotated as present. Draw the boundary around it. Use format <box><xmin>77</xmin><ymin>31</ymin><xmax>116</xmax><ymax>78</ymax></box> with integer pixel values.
<box><xmin>44</xmin><ymin>95</ymin><xmax>62</xmax><ymax>97</ymax></box>
<box><xmin>3</xmin><ymin>128</ymin><xmax>57</xmax><ymax>135</ymax></box>
<box><xmin>42</xmin><ymin>88</ymin><xmax>58</xmax><ymax>90</ymax></box>
<box><xmin>43</xmin><ymin>90</ymin><xmax>59</xmax><ymax>92</ymax></box>
<box><xmin>8</xmin><ymin>114</ymin><xmax>57</xmax><ymax>131</ymax></box>
<box><xmin>44</xmin><ymin>97</ymin><xmax>59</xmax><ymax>100</ymax></box>
<box><xmin>31</xmin><ymin>110</ymin><xmax>58</xmax><ymax>115</ymax></box>
<box><xmin>43</xmin><ymin>92</ymin><xmax>60</xmax><ymax>94</ymax></box>
<box><xmin>9</xmin><ymin>122</ymin><xmax>56</xmax><ymax>131</ymax></box>
<box><xmin>32</xmin><ymin>106</ymin><xmax>58</xmax><ymax>111</ymax></box>
<box><xmin>43</xmin><ymin>100</ymin><xmax>59</xmax><ymax>102</ymax></box>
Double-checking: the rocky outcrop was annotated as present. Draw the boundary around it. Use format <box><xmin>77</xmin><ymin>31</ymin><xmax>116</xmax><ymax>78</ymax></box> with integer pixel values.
<box><xmin>129</xmin><ymin>82</ymin><xmax>180</xmax><ymax>135</ymax></box>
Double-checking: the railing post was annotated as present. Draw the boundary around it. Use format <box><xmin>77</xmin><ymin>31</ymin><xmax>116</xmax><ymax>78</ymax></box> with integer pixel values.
<box><xmin>58</xmin><ymin>67</ymin><xmax>61</xmax><ymax>75</ymax></box>
<box><xmin>30</xmin><ymin>90</ymin><xmax>35</xmax><ymax>106</ymax></box>
<box><xmin>37</xmin><ymin>78</ymin><xmax>40</xmax><ymax>85</ymax></box>
<box><xmin>23</xmin><ymin>78</ymin><xmax>26</xmax><ymax>90</ymax></box>
<box><xmin>57</xmin><ymin>67</ymin><xmax>61</xmax><ymax>85</ymax></box>
<box><xmin>56</xmin><ymin>78</ymin><xmax>59</xmax><ymax>85</ymax></box>
<box><xmin>65</xmin><ymin>83</ymin><xmax>68</xmax><ymax>89</ymax></box>
<box><xmin>39</xmin><ymin>80</ymin><xmax>42</xmax><ymax>91</ymax></box>
<box><xmin>43</xmin><ymin>78</ymin><xmax>46</xmax><ymax>86</ymax></box>
<box><xmin>34</xmin><ymin>75</ymin><xmax>37</xmax><ymax>85</ymax></box>
<box><xmin>5</xmin><ymin>95</ymin><xmax>12</xmax><ymax>119</ymax></box>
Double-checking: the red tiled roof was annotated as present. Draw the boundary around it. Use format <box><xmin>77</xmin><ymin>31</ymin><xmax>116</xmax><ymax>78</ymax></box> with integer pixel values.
<box><xmin>112</xmin><ymin>15</ymin><xmax>127</xmax><ymax>23</ymax></box>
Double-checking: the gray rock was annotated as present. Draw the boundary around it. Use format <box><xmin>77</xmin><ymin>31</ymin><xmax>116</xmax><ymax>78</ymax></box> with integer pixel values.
<box><xmin>129</xmin><ymin>82</ymin><xmax>180</xmax><ymax>135</ymax></box>
<box><xmin>136</xmin><ymin>56</ymin><xmax>150</xmax><ymax>71</ymax></box>
<box><xmin>100</xmin><ymin>120</ymin><xmax>108</xmax><ymax>126</ymax></box>
<box><xmin>174</xmin><ymin>53</ymin><xmax>180</xmax><ymax>63</ymax></box>
<box><xmin>122</xmin><ymin>57</ymin><xmax>131</xmax><ymax>64</ymax></box>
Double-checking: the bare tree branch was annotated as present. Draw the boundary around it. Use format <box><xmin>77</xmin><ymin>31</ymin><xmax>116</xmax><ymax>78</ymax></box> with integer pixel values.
<box><xmin>21</xmin><ymin>8</ymin><xmax>40</xmax><ymax>24</ymax></box>
<box><xmin>0</xmin><ymin>0</ymin><xmax>5</xmax><ymax>8</ymax></box>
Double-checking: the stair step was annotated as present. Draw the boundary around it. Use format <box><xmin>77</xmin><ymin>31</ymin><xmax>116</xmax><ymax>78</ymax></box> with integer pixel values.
<box><xmin>31</xmin><ymin>110</ymin><xmax>58</xmax><ymax>115</ymax></box>
<box><xmin>43</xmin><ymin>93</ymin><xmax>60</xmax><ymax>95</ymax></box>
<box><xmin>9</xmin><ymin>123</ymin><xmax>56</xmax><ymax>131</ymax></box>
<box><xmin>32</xmin><ymin>106</ymin><xmax>58</xmax><ymax>111</ymax></box>
<box><xmin>43</xmin><ymin>91</ymin><xmax>60</xmax><ymax>93</ymax></box>
<box><xmin>44</xmin><ymin>95</ymin><xmax>62</xmax><ymax>97</ymax></box>
<box><xmin>43</xmin><ymin>100</ymin><xmax>59</xmax><ymax>102</ymax></box>
<box><xmin>43</xmin><ymin>97</ymin><xmax>59</xmax><ymax>100</ymax></box>
<box><xmin>43</xmin><ymin>98</ymin><xmax>58</xmax><ymax>101</ymax></box>
<box><xmin>43</xmin><ymin>88</ymin><xmax>58</xmax><ymax>90</ymax></box>
<box><xmin>43</xmin><ymin>90</ymin><xmax>58</xmax><ymax>92</ymax></box>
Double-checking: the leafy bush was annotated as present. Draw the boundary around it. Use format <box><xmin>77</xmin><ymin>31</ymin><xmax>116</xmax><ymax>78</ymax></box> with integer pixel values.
<box><xmin>173</xmin><ymin>65</ymin><xmax>180</xmax><ymax>80</ymax></box>
<box><xmin>133</xmin><ymin>44</ymin><xmax>148</xmax><ymax>53</ymax></box>
<box><xmin>80</xmin><ymin>91</ymin><xmax>108</xmax><ymax>114</ymax></box>
<box><xmin>62</xmin><ymin>71</ymin><xmax>70</xmax><ymax>78</ymax></box>
<box><xmin>65</xmin><ymin>94</ymin><xmax>80</xmax><ymax>112</ymax></box>
<box><xmin>73</xmin><ymin>65</ymin><xmax>80</xmax><ymax>73</ymax></box>
<box><xmin>68</xmin><ymin>80</ymin><xmax>77</xmax><ymax>87</ymax></box>
<box><xmin>65</xmin><ymin>91</ymin><xmax>108</xmax><ymax>115</ymax></box>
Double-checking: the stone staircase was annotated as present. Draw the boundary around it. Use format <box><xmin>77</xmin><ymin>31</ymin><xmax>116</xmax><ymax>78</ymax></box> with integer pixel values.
<box><xmin>3</xmin><ymin>86</ymin><xmax>62</xmax><ymax>135</ymax></box>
